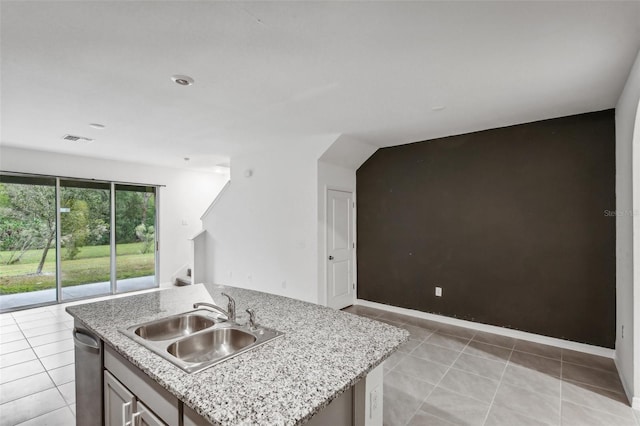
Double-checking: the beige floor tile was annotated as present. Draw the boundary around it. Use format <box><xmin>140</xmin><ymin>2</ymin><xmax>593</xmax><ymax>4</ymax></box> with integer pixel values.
<box><xmin>420</xmin><ymin>387</ymin><xmax>490</xmax><ymax>426</ymax></box>
<box><xmin>39</xmin><ymin>350</ymin><xmax>74</xmax><ymax>371</ymax></box>
<box><xmin>435</xmin><ymin>323</ymin><xmax>477</xmax><ymax>339</ymax></box>
<box><xmin>485</xmin><ymin>403</ymin><xmax>553</xmax><ymax>426</ymax></box>
<box><xmin>451</xmin><ymin>352</ymin><xmax>507</xmax><ymax>381</ymax></box>
<box><xmin>0</xmin><ymin>359</ymin><xmax>45</xmax><ymax>385</ymax></box>
<box><xmin>562</xmin><ymin>362</ymin><xmax>624</xmax><ymax>393</ymax></box>
<box><xmin>385</xmin><ymin>370</ymin><xmax>434</xmax><ymax>402</ymax></box>
<box><xmin>397</xmin><ymin>339</ymin><xmax>421</xmax><ymax>354</ymax></box>
<box><xmin>0</xmin><ymin>387</ymin><xmax>66</xmax><ymax>426</ymax></box>
<box><xmin>15</xmin><ymin>406</ymin><xmax>75</xmax><ymax>426</ymax></box>
<box><xmin>493</xmin><ymin>382</ymin><xmax>560</xmax><ymax>425</ymax></box>
<box><xmin>0</xmin><ymin>324</ymin><xmax>20</xmax><ymax>334</ymax></box>
<box><xmin>32</xmin><ymin>338</ymin><xmax>74</xmax><ymax>358</ymax></box>
<box><xmin>425</xmin><ymin>332</ymin><xmax>470</xmax><ymax>352</ymax></box>
<box><xmin>437</xmin><ymin>368</ymin><xmax>499</xmax><ymax>403</ymax></box>
<box><xmin>561</xmin><ymin>400</ymin><xmax>636</xmax><ymax>426</ymax></box>
<box><xmin>472</xmin><ymin>331</ymin><xmax>516</xmax><ymax>349</ymax></box>
<box><xmin>0</xmin><ymin>316</ymin><xmax>16</xmax><ymax>327</ymax></box>
<box><xmin>0</xmin><ymin>372</ymin><xmax>55</xmax><ymax>405</ymax></box>
<box><xmin>509</xmin><ymin>350</ymin><xmax>561</xmax><ymax>377</ymax></box>
<box><xmin>57</xmin><ymin>381</ymin><xmax>75</xmax><ymax>404</ymax></box>
<box><xmin>407</xmin><ymin>410</ymin><xmax>457</xmax><ymax>426</ymax></box>
<box><xmin>393</xmin><ymin>354</ymin><xmax>450</xmax><ymax>385</ymax></box>
<box><xmin>501</xmin><ymin>364</ymin><xmax>561</xmax><ymax>398</ymax></box>
<box><xmin>27</xmin><ymin>330</ymin><xmax>72</xmax><ymax>347</ymax></box>
<box><xmin>561</xmin><ymin>379</ymin><xmax>635</xmax><ymax>420</ymax></box>
<box><xmin>0</xmin><ymin>330</ymin><xmax>25</xmax><ymax>344</ymax></box>
<box><xmin>401</xmin><ymin>324</ymin><xmax>434</xmax><ymax>341</ymax></box>
<box><xmin>513</xmin><ymin>340</ymin><xmax>561</xmax><ymax>360</ymax></box>
<box><xmin>562</xmin><ymin>349</ymin><xmax>617</xmax><ymax>373</ymax></box>
<box><xmin>384</xmin><ymin>351</ymin><xmax>407</xmax><ymax>371</ymax></box>
<box><xmin>0</xmin><ymin>348</ymin><xmax>37</xmax><ymax>369</ymax></box>
<box><xmin>383</xmin><ymin>384</ymin><xmax>425</xmax><ymax>426</ymax></box>
<box><xmin>411</xmin><ymin>342</ymin><xmax>460</xmax><ymax>367</ymax></box>
<box><xmin>21</xmin><ymin>323</ymin><xmax>70</xmax><ymax>339</ymax></box>
<box><xmin>463</xmin><ymin>340</ymin><xmax>512</xmax><ymax>362</ymax></box>
<box><xmin>47</xmin><ymin>364</ymin><xmax>75</xmax><ymax>386</ymax></box>
<box><xmin>0</xmin><ymin>338</ymin><xmax>30</xmax><ymax>356</ymax></box>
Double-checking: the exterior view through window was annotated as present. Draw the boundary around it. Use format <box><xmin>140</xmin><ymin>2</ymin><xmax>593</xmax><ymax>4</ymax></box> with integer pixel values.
<box><xmin>0</xmin><ymin>173</ymin><xmax>158</xmax><ymax>312</ymax></box>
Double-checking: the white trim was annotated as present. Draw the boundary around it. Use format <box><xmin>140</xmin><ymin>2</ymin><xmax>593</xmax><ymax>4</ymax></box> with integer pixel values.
<box><xmin>616</xmin><ymin>356</ymin><xmax>635</xmax><ymax>405</ymax></box>
<box><xmin>189</xmin><ymin>229</ymin><xmax>206</xmax><ymax>241</ymax></box>
<box><xmin>200</xmin><ymin>180</ymin><xmax>230</xmax><ymax>220</ymax></box>
<box><xmin>356</xmin><ymin>299</ymin><xmax>615</xmax><ymax>359</ymax></box>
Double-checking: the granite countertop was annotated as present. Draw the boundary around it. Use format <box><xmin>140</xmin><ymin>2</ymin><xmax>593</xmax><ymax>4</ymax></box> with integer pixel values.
<box><xmin>66</xmin><ymin>283</ymin><xmax>408</xmax><ymax>425</ymax></box>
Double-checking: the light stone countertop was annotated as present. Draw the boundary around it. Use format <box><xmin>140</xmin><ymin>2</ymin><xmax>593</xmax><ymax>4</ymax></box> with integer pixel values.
<box><xmin>66</xmin><ymin>283</ymin><xmax>409</xmax><ymax>425</ymax></box>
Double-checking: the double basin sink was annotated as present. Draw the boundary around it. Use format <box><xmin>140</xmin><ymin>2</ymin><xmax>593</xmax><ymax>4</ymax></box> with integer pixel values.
<box><xmin>121</xmin><ymin>310</ymin><xmax>283</xmax><ymax>373</ymax></box>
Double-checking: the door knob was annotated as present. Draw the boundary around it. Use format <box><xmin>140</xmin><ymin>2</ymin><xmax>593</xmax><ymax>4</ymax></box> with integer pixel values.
<box><xmin>328</xmin><ymin>256</ymin><xmax>334</xmax><ymax>260</ymax></box>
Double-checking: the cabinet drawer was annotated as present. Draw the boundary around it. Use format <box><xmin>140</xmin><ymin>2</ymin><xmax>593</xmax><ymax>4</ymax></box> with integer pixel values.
<box><xmin>105</xmin><ymin>345</ymin><xmax>179</xmax><ymax>426</ymax></box>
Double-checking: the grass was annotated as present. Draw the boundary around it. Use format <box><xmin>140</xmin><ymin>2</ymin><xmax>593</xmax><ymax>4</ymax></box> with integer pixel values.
<box><xmin>0</xmin><ymin>243</ymin><xmax>154</xmax><ymax>295</ymax></box>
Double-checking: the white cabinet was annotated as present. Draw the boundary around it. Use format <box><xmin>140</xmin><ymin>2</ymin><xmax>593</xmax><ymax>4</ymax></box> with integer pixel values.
<box><xmin>105</xmin><ymin>371</ymin><xmax>135</xmax><ymax>426</ymax></box>
<box><xmin>134</xmin><ymin>401</ymin><xmax>165</xmax><ymax>426</ymax></box>
<box><xmin>104</xmin><ymin>371</ymin><xmax>167</xmax><ymax>426</ymax></box>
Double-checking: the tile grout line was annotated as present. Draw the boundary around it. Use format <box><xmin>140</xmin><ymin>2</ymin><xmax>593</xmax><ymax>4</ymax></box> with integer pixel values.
<box><xmin>402</xmin><ymin>330</ymin><xmax>478</xmax><ymax>426</ymax></box>
<box><xmin>480</xmin><ymin>345</ymin><xmax>514</xmax><ymax>426</ymax></box>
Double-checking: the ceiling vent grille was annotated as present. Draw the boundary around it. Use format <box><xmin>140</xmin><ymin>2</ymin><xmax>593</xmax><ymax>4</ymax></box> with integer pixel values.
<box><xmin>62</xmin><ymin>134</ymin><xmax>94</xmax><ymax>143</ymax></box>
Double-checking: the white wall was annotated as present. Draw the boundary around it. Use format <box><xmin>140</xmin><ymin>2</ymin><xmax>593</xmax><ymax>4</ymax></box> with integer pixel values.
<box><xmin>202</xmin><ymin>136</ymin><xmax>335</xmax><ymax>303</ymax></box>
<box><xmin>0</xmin><ymin>146</ymin><xmax>229</xmax><ymax>287</ymax></box>
<box><xmin>615</xmin><ymin>48</ymin><xmax>640</xmax><ymax>406</ymax></box>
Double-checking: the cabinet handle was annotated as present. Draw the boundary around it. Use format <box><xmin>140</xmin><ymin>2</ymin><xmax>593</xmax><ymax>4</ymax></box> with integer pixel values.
<box><xmin>122</xmin><ymin>401</ymin><xmax>132</xmax><ymax>426</ymax></box>
<box><xmin>131</xmin><ymin>411</ymin><xmax>141</xmax><ymax>426</ymax></box>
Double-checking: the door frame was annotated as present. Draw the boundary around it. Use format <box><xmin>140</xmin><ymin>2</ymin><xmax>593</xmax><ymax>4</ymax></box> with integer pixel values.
<box><xmin>324</xmin><ymin>186</ymin><xmax>356</xmax><ymax>309</ymax></box>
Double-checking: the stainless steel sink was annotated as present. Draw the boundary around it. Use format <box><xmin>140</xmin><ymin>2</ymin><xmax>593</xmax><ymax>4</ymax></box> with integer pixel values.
<box><xmin>133</xmin><ymin>313</ymin><xmax>216</xmax><ymax>341</ymax></box>
<box><xmin>121</xmin><ymin>310</ymin><xmax>283</xmax><ymax>373</ymax></box>
<box><xmin>167</xmin><ymin>327</ymin><xmax>257</xmax><ymax>363</ymax></box>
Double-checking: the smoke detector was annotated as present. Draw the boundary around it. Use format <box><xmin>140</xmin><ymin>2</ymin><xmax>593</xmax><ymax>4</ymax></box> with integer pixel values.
<box><xmin>171</xmin><ymin>75</ymin><xmax>194</xmax><ymax>86</ymax></box>
<box><xmin>62</xmin><ymin>134</ymin><xmax>94</xmax><ymax>143</ymax></box>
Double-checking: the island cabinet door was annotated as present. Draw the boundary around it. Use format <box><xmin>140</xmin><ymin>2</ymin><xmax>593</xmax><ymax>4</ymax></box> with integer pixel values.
<box><xmin>133</xmin><ymin>401</ymin><xmax>166</xmax><ymax>426</ymax></box>
<box><xmin>105</xmin><ymin>371</ymin><xmax>135</xmax><ymax>426</ymax></box>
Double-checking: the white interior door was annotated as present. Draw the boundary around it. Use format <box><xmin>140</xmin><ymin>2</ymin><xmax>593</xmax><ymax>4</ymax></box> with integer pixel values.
<box><xmin>327</xmin><ymin>189</ymin><xmax>354</xmax><ymax>309</ymax></box>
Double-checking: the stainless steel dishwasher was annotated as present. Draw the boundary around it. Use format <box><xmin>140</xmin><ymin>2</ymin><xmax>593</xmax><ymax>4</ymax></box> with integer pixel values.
<box><xmin>73</xmin><ymin>320</ymin><xmax>103</xmax><ymax>426</ymax></box>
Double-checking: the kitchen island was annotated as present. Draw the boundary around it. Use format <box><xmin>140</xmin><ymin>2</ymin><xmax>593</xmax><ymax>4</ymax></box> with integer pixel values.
<box><xmin>66</xmin><ymin>283</ymin><xmax>408</xmax><ymax>426</ymax></box>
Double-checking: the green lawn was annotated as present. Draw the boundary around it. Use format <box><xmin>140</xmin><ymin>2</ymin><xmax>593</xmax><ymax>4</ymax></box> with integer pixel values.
<box><xmin>0</xmin><ymin>243</ymin><xmax>154</xmax><ymax>295</ymax></box>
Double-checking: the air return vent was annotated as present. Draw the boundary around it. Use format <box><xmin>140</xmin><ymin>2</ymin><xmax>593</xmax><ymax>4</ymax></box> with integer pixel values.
<box><xmin>62</xmin><ymin>134</ymin><xmax>94</xmax><ymax>143</ymax></box>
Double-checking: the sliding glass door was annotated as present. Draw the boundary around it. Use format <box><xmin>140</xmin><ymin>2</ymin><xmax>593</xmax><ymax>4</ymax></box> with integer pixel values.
<box><xmin>115</xmin><ymin>185</ymin><xmax>157</xmax><ymax>293</ymax></box>
<box><xmin>0</xmin><ymin>173</ymin><xmax>159</xmax><ymax>312</ymax></box>
<box><xmin>60</xmin><ymin>180</ymin><xmax>112</xmax><ymax>301</ymax></box>
<box><xmin>0</xmin><ymin>175</ymin><xmax>57</xmax><ymax>310</ymax></box>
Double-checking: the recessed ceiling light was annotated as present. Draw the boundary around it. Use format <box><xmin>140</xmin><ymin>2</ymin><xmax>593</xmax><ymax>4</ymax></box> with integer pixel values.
<box><xmin>172</xmin><ymin>75</ymin><xmax>194</xmax><ymax>86</ymax></box>
<box><xmin>89</xmin><ymin>123</ymin><xmax>106</xmax><ymax>129</ymax></box>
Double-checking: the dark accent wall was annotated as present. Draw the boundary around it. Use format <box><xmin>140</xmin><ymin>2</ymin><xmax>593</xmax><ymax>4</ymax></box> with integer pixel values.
<box><xmin>356</xmin><ymin>110</ymin><xmax>616</xmax><ymax>348</ymax></box>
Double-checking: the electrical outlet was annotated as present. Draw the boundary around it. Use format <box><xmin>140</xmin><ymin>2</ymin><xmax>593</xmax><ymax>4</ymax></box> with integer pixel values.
<box><xmin>435</xmin><ymin>286</ymin><xmax>442</xmax><ymax>297</ymax></box>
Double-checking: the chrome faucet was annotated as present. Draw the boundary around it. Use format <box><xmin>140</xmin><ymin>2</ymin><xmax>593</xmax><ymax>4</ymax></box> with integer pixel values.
<box><xmin>193</xmin><ymin>292</ymin><xmax>236</xmax><ymax>322</ymax></box>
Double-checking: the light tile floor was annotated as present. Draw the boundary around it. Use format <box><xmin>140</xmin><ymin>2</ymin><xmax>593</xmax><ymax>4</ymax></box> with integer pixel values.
<box><xmin>343</xmin><ymin>305</ymin><xmax>640</xmax><ymax>426</ymax></box>
<box><xmin>1</xmin><ymin>301</ymin><xmax>638</xmax><ymax>425</ymax></box>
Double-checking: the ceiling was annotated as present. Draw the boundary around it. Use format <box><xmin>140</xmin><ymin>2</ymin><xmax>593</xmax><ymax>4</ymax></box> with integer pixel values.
<box><xmin>1</xmin><ymin>1</ymin><xmax>639</xmax><ymax>171</ymax></box>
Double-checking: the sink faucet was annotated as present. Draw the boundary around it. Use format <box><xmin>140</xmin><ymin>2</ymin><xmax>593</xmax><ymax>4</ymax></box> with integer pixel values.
<box><xmin>194</xmin><ymin>292</ymin><xmax>236</xmax><ymax>322</ymax></box>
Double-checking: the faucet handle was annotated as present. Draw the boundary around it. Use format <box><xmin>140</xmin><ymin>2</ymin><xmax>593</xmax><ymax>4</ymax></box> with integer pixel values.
<box><xmin>221</xmin><ymin>292</ymin><xmax>236</xmax><ymax>321</ymax></box>
<box><xmin>246</xmin><ymin>308</ymin><xmax>257</xmax><ymax>330</ymax></box>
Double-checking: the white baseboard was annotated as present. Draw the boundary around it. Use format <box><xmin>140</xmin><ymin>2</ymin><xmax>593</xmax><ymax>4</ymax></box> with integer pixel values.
<box><xmin>614</xmin><ymin>357</ymin><xmax>634</xmax><ymax>405</ymax></box>
<box><xmin>355</xmin><ymin>299</ymin><xmax>615</xmax><ymax>359</ymax></box>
